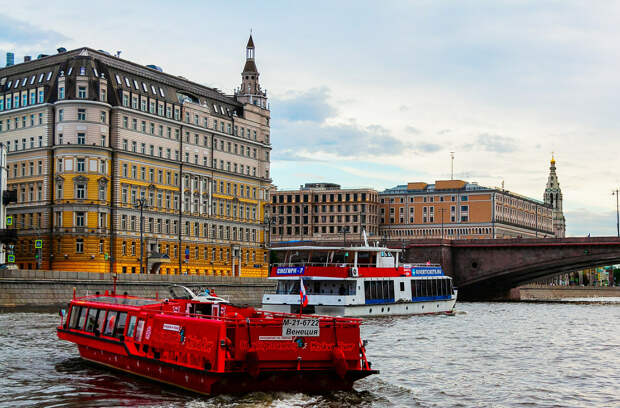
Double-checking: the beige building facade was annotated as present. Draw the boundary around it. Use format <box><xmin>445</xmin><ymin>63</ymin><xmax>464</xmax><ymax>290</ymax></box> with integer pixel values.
<box><xmin>0</xmin><ymin>37</ymin><xmax>272</xmax><ymax>276</ymax></box>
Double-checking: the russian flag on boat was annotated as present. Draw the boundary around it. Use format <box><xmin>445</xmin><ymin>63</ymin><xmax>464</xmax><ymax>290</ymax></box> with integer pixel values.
<box><xmin>300</xmin><ymin>277</ymin><xmax>308</xmax><ymax>307</ymax></box>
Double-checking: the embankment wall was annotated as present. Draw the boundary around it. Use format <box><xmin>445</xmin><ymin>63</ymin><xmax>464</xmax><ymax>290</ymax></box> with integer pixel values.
<box><xmin>518</xmin><ymin>285</ymin><xmax>620</xmax><ymax>301</ymax></box>
<box><xmin>0</xmin><ymin>270</ymin><xmax>276</xmax><ymax>308</ymax></box>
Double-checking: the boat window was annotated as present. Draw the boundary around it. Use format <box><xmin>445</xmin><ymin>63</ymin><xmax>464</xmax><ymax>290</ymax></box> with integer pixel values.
<box><xmin>96</xmin><ymin>309</ymin><xmax>107</xmax><ymax>333</ymax></box>
<box><xmin>114</xmin><ymin>312</ymin><xmax>128</xmax><ymax>338</ymax></box>
<box><xmin>364</xmin><ymin>280</ymin><xmax>395</xmax><ymax>302</ymax></box>
<box><xmin>77</xmin><ymin>307</ymin><xmax>89</xmax><ymax>330</ymax></box>
<box><xmin>85</xmin><ymin>308</ymin><xmax>99</xmax><ymax>332</ymax></box>
<box><xmin>104</xmin><ymin>311</ymin><xmax>118</xmax><ymax>336</ymax></box>
<box><xmin>69</xmin><ymin>306</ymin><xmax>81</xmax><ymax>328</ymax></box>
<box><xmin>126</xmin><ymin>315</ymin><xmax>137</xmax><ymax>338</ymax></box>
<box><xmin>400</xmin><ymin>282</ymin><xmax>405</xmax><ymax>292</ymax></box>
<box><xmin>134</xmin><ymin>319</ymin><xmax>145</xmax><ymax>342</ymax></box>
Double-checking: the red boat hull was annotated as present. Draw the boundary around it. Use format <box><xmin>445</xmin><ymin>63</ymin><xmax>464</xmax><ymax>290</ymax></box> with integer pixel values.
<box><xmin>76</xmin><ymin>344</ymin><xmax>374</xmax><ymax>394</ymax></box>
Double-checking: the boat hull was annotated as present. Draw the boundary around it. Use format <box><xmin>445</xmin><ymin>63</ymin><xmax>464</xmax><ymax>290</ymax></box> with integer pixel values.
<box><xmin>263</xmin><ymin>295</ymin><xmax>457</xmax><ymax>318</ymax></box>
<box><xmin>76</xmin><ymin>344</ymin><xmax>375</xmax><ymax>395</ymax></box>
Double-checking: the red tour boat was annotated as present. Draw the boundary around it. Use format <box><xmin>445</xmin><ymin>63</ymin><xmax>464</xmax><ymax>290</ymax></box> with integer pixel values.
<box><xmin>57</xmin><ymin>286</ymin><xmax>377</xmax><ymax>395</ymax></box>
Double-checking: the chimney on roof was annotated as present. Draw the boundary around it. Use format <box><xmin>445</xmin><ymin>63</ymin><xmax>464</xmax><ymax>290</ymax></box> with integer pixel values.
<box><xmin>6</xmin><ymin>52</ymin><xmax>14</xmax><ymax>67</ymax></box>
<box><xmin>24</xmin><ymin>56</ymin><xmax>31</xmax><ymax>62</ymax></box>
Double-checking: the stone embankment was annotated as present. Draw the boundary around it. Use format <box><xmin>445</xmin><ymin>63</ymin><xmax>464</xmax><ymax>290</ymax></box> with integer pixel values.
<box><xmin>0</xmin><ymin>270</ymin><xmax>276</xmax><ymax>309</ymax></box>
<box><xmin>518</xmin><ymin>284</ymin><xmax>620</xmax><ymax>301</ymax></box>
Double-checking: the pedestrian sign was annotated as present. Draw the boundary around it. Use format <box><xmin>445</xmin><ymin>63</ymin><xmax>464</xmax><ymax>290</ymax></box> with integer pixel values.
<box><xmin>7</xmin><ymin>254</ymin><xmax>15</xmax><ymax>263</ymax></box>
<box><xmin>35</xmin><ymin>239</ymin><xmax>43</xmax><ymax>249</ymax></box>
<box><xmin>6</xmin><ymin>216</ymin><xmax>12</xmax><ymax>226</ymax></box>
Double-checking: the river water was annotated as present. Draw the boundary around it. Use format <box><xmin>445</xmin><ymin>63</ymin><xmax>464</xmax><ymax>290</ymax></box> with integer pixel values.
<box><xmin>1</xmin><ymin>302</ymin><xmax>618</xmax><ymax>408</ymax></box>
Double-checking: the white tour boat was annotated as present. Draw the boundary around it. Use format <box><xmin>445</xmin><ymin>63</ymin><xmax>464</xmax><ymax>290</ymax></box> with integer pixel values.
<box><xmin>262</xmin><ymin>239</ymin><xmax>457</xmax><ymax>317</ymax></box>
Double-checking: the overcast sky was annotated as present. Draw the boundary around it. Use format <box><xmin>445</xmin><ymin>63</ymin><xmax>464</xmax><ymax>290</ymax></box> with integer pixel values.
<box><xmin>2</xmin><ymin>1</ymin><xmax>619</xmax><ymax>236</ymax></box>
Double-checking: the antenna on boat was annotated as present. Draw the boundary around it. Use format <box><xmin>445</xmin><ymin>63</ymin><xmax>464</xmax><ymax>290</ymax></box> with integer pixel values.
<box><xmin>362</xmin><ymin>229</ymin><xmax>369</xmax><ymax>247</ymax></box>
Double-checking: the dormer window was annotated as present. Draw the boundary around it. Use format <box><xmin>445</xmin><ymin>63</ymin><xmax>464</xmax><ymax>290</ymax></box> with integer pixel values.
<box><xmin>79</xmin><ymin>67</ymin><xmax>86</xmax><ymax>75</ymax></box>
<box><xmin>133</xmin><ymin>79</ymin><xmax>139</xmax><ymax>90</ymax></box>
<box><xmin>124</xmin><ymin>77</ymin><xmax>131</xmax><ymax>87</ymax></box>
<box><xmin>21</xmin><ymin>77</ymin><xmax>27</xmax><ymax>86</ymax></box>
<box><xmin>67</xmin><ymin>67</ymin><xmax>73</xmax><ymax>76</ymax></box>
<box><xmin>115</xmin><ymin>74</ymin><xmax>121</xmax><ymax>84</ymax></box>
<box><xmin>46</xmin><ymin>71</ymin><xmax>52</xmax><ymax>81</ymax></box>
<box><xmin>93</xmin><ymin>68</ymin><xmax>98</xmax><ymax>77</ymax></box>
<box><xmin>29</xmin><ymin>75</ymin><xmax>35</xmax><ymax>85</ymax></box>
<box><xmin>142</xmin><ymin>82</ymin><xmax>148</xmax><ymax>92</ymax></box>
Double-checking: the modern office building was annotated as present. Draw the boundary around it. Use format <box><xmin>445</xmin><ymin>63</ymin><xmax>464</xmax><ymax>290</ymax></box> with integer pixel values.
<box><xmin>268</xmin><ymin>183</ymin><xmax>381</xmax><ymax>243</ymax></box>
<box><xmin>379</xmin><ymin>179</ymin><xmax>555</xmax><ymax>239</ymax></box>
<box><xmin>0</xmin><ymin>36</ymin><xmax>272</xmax><ymax>276</ymax></box>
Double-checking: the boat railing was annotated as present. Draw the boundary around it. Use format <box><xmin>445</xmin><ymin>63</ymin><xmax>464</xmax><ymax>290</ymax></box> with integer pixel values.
<box><xmin>271</xmin><ymin>262</ymin><xmax>442</xmax><ymax>268</ymax></box>
<box><xmin>271</xmin><ymin>262</ymin><xmax>374</xmax><ymax>268</ymax></box>
<box><xmin>264</xmin><ymin>288</ymin><xmax>357</xmax><ymax>296</ymax></box>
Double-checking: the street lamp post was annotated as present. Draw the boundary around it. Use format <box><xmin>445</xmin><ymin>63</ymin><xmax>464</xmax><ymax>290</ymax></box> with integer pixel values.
<box><xmin>341</xmin><ymin>226</ymin><xmax>350</xmax><ymax>246</ymax></box>
<box><xmin>439</xmin><ymin>208</ymin><xmax>446</xmax><ymax>239</ymax></box>
<box><xmin>614</xmin><ymin>189</ymin><xmax>620</xmax><ymax>237</ymax></box>
<box><xmin>134</xmin><ymin>198</ymin><xmax>148</xmax><ymax>274</ymax></box>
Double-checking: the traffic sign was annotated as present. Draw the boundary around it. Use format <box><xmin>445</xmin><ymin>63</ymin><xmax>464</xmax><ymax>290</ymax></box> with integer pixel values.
<box><xmin>7</xmin><ymin>254</ymin><xmax>15</xmax><ymax>263</ymax></box>
<box><xmin>35</xmin><ymin>239</ymin><xmax>43</xmax><ymax>249</ymax></box>
<box><xmin>6</xmin><ymin>216</ymin><xmax>12</xmax><ymax>226</ymax></box>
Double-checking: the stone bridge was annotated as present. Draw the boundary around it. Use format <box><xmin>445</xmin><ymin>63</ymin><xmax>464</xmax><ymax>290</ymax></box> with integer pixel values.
<box><xmin>401</xmin><ymin>237</ymin><xmax>620</xmax><ymax>300</ymax></box>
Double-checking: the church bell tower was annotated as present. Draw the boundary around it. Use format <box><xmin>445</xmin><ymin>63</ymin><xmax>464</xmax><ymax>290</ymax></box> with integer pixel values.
<box><xmin>544</xmin><ymin>155</ymin><xmax>566</xmax><ymax>237</ymax></box>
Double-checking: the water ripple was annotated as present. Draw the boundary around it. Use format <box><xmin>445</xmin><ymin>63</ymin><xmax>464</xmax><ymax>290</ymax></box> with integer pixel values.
<box><xmin>0</xmin><ymin>302</ymin><xmax>618</xmax><ymax>407</ymax></box>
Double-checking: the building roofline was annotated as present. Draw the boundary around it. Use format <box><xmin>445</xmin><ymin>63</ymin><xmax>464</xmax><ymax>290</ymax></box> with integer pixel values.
<box><xmin>1</xmin><ymin>47</ymin><xmax>241</xmax><ymax>107</ymax></box>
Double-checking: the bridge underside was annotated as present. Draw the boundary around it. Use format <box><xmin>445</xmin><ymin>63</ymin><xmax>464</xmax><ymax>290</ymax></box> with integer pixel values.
<box><xmin>402</xmin><ymin>237</ymin><xmax>620</xmax><ymax>300</ymax></box>
<box><xmin>272</xmin><ymin>237</ymin><xmax>620</xmax><ymax>300</ymax></box>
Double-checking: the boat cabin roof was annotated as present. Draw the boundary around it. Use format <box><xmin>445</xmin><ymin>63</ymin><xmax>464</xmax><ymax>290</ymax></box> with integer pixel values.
<box><xmin>84</xmin><ymin>296</ymin><xmax>161</xmax><ymax>307</ymax></box>
<box><xmin>271</xmin><ymin>245</ymin><xmax>402</xmax><ymax>253</ymax></box>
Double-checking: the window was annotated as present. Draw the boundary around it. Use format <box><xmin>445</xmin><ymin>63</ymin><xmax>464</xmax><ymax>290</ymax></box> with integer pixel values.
<box><xmin>77</xmin><ymin>158</ymin><xmax>85</xmax><ymax>172</ymax></box>
<box><xmin>77</xmin><ymin>109</ymin><xmax>86</xmax><ymax>121</ymax></box>
<box><xmin>76</xmin><ymin>238</ymin><xmax>84</xmax><ymax>253</ymax></box>
<box><xmin>58</xmin><ymin>109</ymin><xmax>64</xmax><ymax>121</ymax></box>
<box><xmin>59</xmin><ymin>86</ymin><xmax>65</xmax><ymax>99</ymax></box>
<box><xmin>78</xmin><ymin>86</ymin><xmax>86</xmax><ymax>99</ymax></box>
<box><xmin>77</xmin><ymin>133</ymin><xmax>85</xmax><ymax>144</ymax></box>
<box><xmin>75</xmin><ymin>212</ymin><xmax>85</xmax><ymax>227</ymax></box>
<box><xmin>76</xmin><ymin>184</ymin><xmax>86</xmax><ymax>199</ymax></box>
<box><xmin>100</xmin><ymin>111</ymin><xmax>106</xmax><ymax>123</ymax></box>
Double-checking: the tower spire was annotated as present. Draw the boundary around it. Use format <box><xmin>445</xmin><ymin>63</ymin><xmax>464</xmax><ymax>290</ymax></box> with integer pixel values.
<box><xmin>236</xmin><ymin>34</ymin><xmax>267</xmax><ymax>109</ymax></box>
<box><xmin>544</xmin><ymin>154</ymin><xmax>565</xmax><ymax>237</ymax></box>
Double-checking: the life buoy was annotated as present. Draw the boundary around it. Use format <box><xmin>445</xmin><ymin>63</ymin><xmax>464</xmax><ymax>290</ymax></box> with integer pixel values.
<box><xmin>351</xmin><ymin>267</ymin><xmax>359</xmax><ymax>277</ymax></box>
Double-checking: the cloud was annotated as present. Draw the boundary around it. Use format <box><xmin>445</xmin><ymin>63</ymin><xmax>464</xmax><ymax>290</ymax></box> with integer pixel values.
<box><xmin>565</xmin><ymin>208</ymin><xmax>617</xmax><ymax>237</ymax></box>
<box><xmin>461</xmin><ymin>133</ymin><xmax>518</xmax><ymax>153</ymax></box>
<box><xmin>0</xmin><ymin>14</ymin><xmax>69</xmax><ymax>57</ymax></box>
<box><xmin>405</xmin><ymin>125</ymin><xmax>420</xmax><ymax>134</ymax></box>
<box><xmin>273</xmin><ymin>120</ymin><xmax>412</xmax><ymax>161</ymax></box>
<box><xmin>271</xmin><ymin>87</ymin><xmax>337</xmax><ymax>123</ymax></box>
<box><xmin>416</xmin><ymin>143</ymin><xmax>441</xmax><ymax>153</ymax></box>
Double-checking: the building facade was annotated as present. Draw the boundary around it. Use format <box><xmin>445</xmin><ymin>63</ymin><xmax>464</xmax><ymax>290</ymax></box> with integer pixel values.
<box><xmin>544</xmin><ymin>156</ymin><xmax>566</xmax><ymax>238</ymax></box>
<box><xmin>0</xmin><ymin>37</ymin><xmax>272</xmax><ymax>276</ymax></box>
<box><xmin>379</xmin><ymin>180</ymin><xmax>554</xmax><ymax>239</ymax></box>
<box><xmin>268</xmin><ymin>183</ymin><xmax>380</xmax><ymax>243</ymax></box>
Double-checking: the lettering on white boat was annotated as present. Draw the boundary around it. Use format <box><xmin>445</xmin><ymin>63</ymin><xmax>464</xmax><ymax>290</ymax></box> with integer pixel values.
<box><xmin>275</xmin><ymin>266</ymin><xmax>305</xmax><ymax>276</ymax></box>
<box><xmin>282</xmin><ymin>318</ymin><xmax>320</xmax><ymax>337</ymax></box>
<box><xmin>163</xmin><ymin>323</ymin><xmax>181</xmax><ymax>332</ymax></box>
